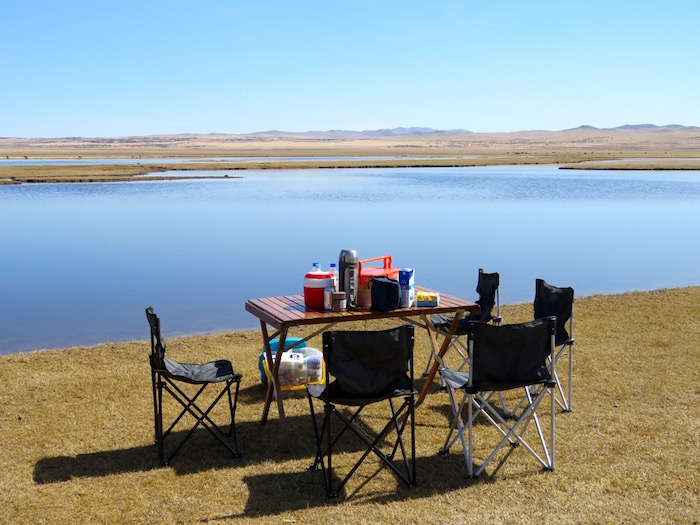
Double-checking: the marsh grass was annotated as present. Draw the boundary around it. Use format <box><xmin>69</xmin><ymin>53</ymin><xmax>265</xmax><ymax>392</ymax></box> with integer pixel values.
<box><xmin>1</xmin><ymin>288</ymin><xmax>699</xmax><ymax>524</ymax></box>
<box><xmin>3</xmin><ymin>152</ymin><xmax>700</xmax><ymax>185</ymax></box>
<box><xmin>3</xmin><ymin>127</ymin><xmax>700</xmax><ymax>185</ymax></box>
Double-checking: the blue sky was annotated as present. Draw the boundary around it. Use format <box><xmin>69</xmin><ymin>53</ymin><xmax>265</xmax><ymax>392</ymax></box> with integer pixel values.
<box><xmin>2</xmin><ymin>1</ymin><xmax>698</xmax><ymax>137</ymax></box>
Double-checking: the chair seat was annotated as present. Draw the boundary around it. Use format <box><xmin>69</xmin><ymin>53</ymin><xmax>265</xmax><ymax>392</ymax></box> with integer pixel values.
<box><xmin>308</xmin><ymin>382</ymin><xmax>416</xmax><ymax>406</ymax></box>
<box><xmin>430</xmin><ymin>312</ymin><xmax>482</xmax><ymax>334</ymax></box>
<box><xmin>441</xmin><ymin>367</ymin><xmax>554</xmax><ymax>393</ymax></box>
<box><xmin>162</xmin><ymin>356</ymin><xmax>238</xmax><ymax>384</ymax></box>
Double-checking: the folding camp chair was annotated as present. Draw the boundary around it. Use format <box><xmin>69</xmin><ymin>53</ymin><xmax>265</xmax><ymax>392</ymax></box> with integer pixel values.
<box><xmin>307</xmin><ymin>325</ymin><xmax>416</xmax><ymax>498</ymax></box>
<box><xmin>437</xmin><ymin>317</ymin><xmax>557</xmax><ymax>478</ymax></box>
<box><xmin>424</xmin><ymin>268</ymin><xmax>501</xmax><ymax>377</ymax></box>
<box><xmin>146</xmin><ymin>307</ymin><xmax>242</xmax><ymax>465</ymax></box>
<box><xmin>534</xmin><ymin>278</ymin><xmax>575</xmax><ymax>412</ymax></box>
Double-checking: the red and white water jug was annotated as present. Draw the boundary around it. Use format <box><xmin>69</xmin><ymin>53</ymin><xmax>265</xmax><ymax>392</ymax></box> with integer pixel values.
<box><xmin>303</xmin><ymin>263</ymin><xmax>334</xmax><ymax>309</ymax></box>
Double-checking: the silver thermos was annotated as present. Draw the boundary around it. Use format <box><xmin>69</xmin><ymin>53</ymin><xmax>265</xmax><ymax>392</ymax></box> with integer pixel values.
<box><xmin>338</xmin><ymin>249</ymin><xmax>359</xmax><ymax>309</ymax></box>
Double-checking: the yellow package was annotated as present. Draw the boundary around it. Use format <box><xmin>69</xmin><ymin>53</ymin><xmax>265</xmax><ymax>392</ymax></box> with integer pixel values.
<box><xmin>416</xmin><ymin>291</ymin><xmax>440</xmax><ymax>306</ymax></box>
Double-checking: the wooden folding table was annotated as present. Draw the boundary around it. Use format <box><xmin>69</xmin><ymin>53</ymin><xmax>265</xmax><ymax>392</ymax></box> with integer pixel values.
<box><xmin>245</xmin><ymin>286</ymin><xmax>477</xmax><ymax>452</ymax></box>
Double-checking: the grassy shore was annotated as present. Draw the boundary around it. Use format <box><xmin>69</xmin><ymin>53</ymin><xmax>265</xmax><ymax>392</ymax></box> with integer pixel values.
<box><xmin>1</xmin><ymin>287</ymin><xmax>699</xmax><ymax>524</ymax></box>
<box><xmin>2</xmin><ymin>128</ymin><xmax>700</xmax><ymax>184</ymax></box>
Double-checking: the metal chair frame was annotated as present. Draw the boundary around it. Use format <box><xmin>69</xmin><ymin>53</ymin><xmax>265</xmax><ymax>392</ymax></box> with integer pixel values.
<box><xmin>423</xmin><ymin>268</ymin><xmax>502</xmax><ymax>377</ymax></box>
<box><xmin>307</xmin><ymin>325</ymin><xmax>416</xmax><ymax>498</ymax></box>
<box><xmin>147</xmin><ymin>307</ymin><xmax>242</xmax><ymax>465</ymax></box>
<box><xmin>437</xmin><ymin>318</ymin><xmax>557</xmax><ymax>478</ymax></box>
<box><xmin>534</xmin><ymin>279</ymin><xmax>575</xmax><ymax>413</ymax></box>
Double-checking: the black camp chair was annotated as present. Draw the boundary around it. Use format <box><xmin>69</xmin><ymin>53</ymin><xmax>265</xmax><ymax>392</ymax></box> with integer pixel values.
<box><xmin>424</xmin><ymin>268</ymin><xmax>501</xmax><ymax>376</ymax></box>
<box><xmin>146</xmin><ymin>307</ymin><xmax>242</xmax><ymax>465</ymax></box>
<box><xmin>307</xmin><ymin>325</ymin><xmax>416</xmax><ymax>498</ymax></box>
<box><xmin>534</xmin><ymin>278</ymin><xmax>575</xmax><ymax>412</ymax></box>
<box><xmin>437</xmin><ymin>317</ymin><xmax>557</xmax><ymax>478</ymax></box>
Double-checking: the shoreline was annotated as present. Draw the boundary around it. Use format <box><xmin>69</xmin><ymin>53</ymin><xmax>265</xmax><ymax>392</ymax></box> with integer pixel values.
<box><xmin>4</xmin><ymin>285</ymin><xmax>698</xmax><ymax>357</ymax></box>
<box><xmin>2</xmin><ymin>155</ymin><xmax>700</xmax><ymax>185</ymax></box>
<box><xmin>2</xmin><ymin>128</ymin><xmax>700</xmax><ymax>184</ymax></box>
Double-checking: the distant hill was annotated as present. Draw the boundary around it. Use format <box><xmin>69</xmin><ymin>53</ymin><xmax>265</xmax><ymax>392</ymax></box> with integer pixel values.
<box><xmin>565</xmin><ymin>124</ymin><xmax>700</xmax><ymax>132</ymax></box>
<box><xmin>250</xmin><ymin>127</ymin><xmax>471</xmax><ymax>138</ymax></box>
<box><xmin>2</xmin><ymin>125</ymin><xmax>699</xmax><ymax>143</ymax></box>
<box><xmin>2</xmin><ymin>125</ymin><xmax>699</xmax><ymax>155</ymax></box>
<box><xmin>250</xmin><ymin>124</ymin><xmax>700</xmax><ymax>138</ymax></box>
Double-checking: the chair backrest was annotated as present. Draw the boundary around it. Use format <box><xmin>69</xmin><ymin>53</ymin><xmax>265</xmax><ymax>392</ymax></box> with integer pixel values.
<box><xmin>533</xmin><ymin>279</ymin><xmax>574</xmax><ymax>345</ymax></box>
<box><xmin>468</xmin><ymin>317</ymin><xmax>555</xmax><ymax>391</ymax></box>
<box><xmin>145</xmin><ymin>307</ymin><xmax>166</xmax><ymax>370</ymax></box>
<box><xmin>322</xmin><ymin>325</ymin><xmax>414</xmax><ymax>398</ymax></box>
<box><xmin>475</xmin><ymin>268</ymin><xmax>500</xmax><ymax>322</ymax></box>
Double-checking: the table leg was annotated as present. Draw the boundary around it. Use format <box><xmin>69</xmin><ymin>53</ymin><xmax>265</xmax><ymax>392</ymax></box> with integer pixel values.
<box><xmin>417</xmin><ymin>310</ymin><xmax>464</xmax><ymax>405</ymax></box>
<box><xmin>259</xmin><ymin>321</ymin><xmax>292</xmax><ymax>452</ymax></box>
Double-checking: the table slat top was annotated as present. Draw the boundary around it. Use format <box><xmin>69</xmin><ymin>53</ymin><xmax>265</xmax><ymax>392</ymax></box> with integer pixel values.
<box><xmin>245</xmin><ymin>286</ymin><xmax>478</xmax><ymax>330</ymax></box>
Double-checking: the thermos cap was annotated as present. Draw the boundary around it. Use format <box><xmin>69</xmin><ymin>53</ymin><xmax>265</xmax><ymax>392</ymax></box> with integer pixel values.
<box><xmin>339</xmin><ymin>249</ymin><xmax>359</xmax><ymax>265</ymax></box>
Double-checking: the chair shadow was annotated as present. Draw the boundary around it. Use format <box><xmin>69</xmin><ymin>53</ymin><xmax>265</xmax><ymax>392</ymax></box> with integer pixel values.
<box><xmin>33</xmin><ymin>413</ymin><xmax>317</xmax><ymax>484</ymax></box>
<box><xmin>206</xmin><ymin>454</ymin><xmax>484</xmax><ymax>521</ymax></box>
<box><xmin>34</xmin><ymin>378</ymin><xmax>413</xmax><ymax>485</ymax></box>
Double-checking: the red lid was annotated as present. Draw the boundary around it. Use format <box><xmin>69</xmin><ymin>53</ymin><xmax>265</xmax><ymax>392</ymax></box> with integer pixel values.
<box><xmin>305</xmin><ymin>270</ymin><xmax>333</xmax><ymax>279</ymax></box>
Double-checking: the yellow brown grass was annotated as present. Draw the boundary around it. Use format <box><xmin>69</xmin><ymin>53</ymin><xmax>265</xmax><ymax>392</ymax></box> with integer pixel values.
<box><xmin>1</xmin><ymin>288</ymin><xmax>699</xmax><ymax>524</ymax></box>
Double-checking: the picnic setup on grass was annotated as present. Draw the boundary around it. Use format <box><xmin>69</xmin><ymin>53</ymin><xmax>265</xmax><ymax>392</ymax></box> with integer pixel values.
<box><xmin>147</xmin><ymin>248</ymin><xmax>575</xmax><ymax>498</ymax></box>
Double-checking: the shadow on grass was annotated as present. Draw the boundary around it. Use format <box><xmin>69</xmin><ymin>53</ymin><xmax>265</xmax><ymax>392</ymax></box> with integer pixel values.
<box><xmin>33</xmin><ymin>405</ymin><xmax>446</xmax><ymax>485</ymax></box>
<box><xmin>206</xmin><ymin>454</ymin><xmax>487</xmax><ymax>520</ymax></box>
<box><xmin>33</xmin><ymin>413</ymin><xmax>318</xmax><ymax>484</ymax></box>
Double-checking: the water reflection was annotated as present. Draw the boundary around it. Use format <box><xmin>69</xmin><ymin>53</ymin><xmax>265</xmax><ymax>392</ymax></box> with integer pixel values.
<box><xmin>1</xmin><ymin>166</ymin><xmax>699</xmax><ymax>354</ymax></box>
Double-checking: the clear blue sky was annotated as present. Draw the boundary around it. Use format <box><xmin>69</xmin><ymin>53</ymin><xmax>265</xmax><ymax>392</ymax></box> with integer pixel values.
<box><xmin>2</xmin><ymin>1</ymin><xmax>698</xmax><ymax>137</ymax></box>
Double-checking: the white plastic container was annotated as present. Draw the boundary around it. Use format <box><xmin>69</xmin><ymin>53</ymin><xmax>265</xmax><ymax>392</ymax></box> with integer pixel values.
<box><xmin>261</xmin><ymin>347</ymin><xmax>325</xmax><ymax>396</ymax></box>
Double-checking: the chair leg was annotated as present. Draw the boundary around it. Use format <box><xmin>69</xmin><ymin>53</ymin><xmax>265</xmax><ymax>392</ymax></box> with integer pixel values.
<box><xmin>566</xmin><ymin>343</ymin><xmax>573</xmax><ymax>412</ymax></box>
<box><xmin>158</xmin><ymin>379</ymin><xmax>243</xmax><ymax>464</ymax></box>
<box><xmin>227</xmin><ymin>378</ymin><xmax>242</xmax><ymax>455</ymax></box>
<box><xmin>306</xmin><ymin>393</ymin><xmax>326</xmax><ymax>471</ymax></box>
<box><xmin>550</xmin><ymin>342</ymin><xmax>573</xmax><ymax>412</ymax></box>
<box><xmin>307</xmin><ymin>395</ymin><xmax>337</xmax><ymax>496</ymax></box>
<box><xmin>151</xmin><ymin>370</ymin><xmax>159</xmax><ymax>445</ymax></box>
<box><xmin>153</xmin><ymin>373</ymin><xmax>165</xmax><ymax>464</ymax></box>
<box><xmin>308</xmin><ymin>396</ymin><xmax>415</xmax><ymax>497</ymax></box>
<box><xmin>305</xmin><ymin>396</ymin><xmax>336</xmax><ymax>497</ymax></box>
<box><xmin>325</xmin><ymin>402</ymin><xmax>335</xmax><ymax>497</ymax></box>
<box><xmin>472</xmin><ymin>386</ymin><xmax>555</xmax><ymax>477</ymax></box>
<box><xmin>443</xmin><ymin>385</ymin><xmax>555</xmax><ymax>478</ymax></box>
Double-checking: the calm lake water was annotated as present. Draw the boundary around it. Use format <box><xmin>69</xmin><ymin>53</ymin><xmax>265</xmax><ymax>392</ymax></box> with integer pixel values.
<box><xmin>1</xmin><ymin>166</ymin><xmax>699</xmax><ymax>354</ymax></box>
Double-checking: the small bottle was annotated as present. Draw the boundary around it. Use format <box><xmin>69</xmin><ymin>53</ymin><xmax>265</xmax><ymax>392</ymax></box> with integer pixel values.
<box><xmin>329</xmin><ymin>263</ymin><xmax>339</xmax><ymax>291</ymax></box>
<box><xmin>307</xmin><ymin>357</ymin><xmax>322</xmax><ymax>383</ymax></box>
<box><xmin>312</xmin><ymin>262</ymin><xmax>322</xmax><ymax>273</ymax></box>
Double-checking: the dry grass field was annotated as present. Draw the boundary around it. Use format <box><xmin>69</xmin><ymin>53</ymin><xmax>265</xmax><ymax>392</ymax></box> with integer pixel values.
<box><xmin>1</xmin><ymin>287</ymin><xmax>699</xmax><ymax>524</ymax></box>
<box><xmin>2</xmin><ymin>126</ymin><xmax>700</xmax><ymax>184</ymax></box>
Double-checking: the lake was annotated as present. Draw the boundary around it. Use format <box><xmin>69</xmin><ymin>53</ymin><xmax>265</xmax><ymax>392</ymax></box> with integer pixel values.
<box><xmin>1</xmin><ymin>165</ymin><xmax>699</xmax><ymax>354</ymax></box>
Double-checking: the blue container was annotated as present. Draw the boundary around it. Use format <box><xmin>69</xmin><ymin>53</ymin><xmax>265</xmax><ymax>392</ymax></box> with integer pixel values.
<box><xmin>399</xmin><ymin>268</ymin><xmax>415</xmax><ymax>307</ymax></box>
<box><xmin>258</xmin><ymin>337</ymin><xmax>307</xmax><ymax>385</ymax></box>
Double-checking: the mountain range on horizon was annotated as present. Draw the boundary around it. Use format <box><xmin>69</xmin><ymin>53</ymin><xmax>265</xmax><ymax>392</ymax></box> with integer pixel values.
<box><xmin>2</xmin><ymin>124</ymin><xmax>699</xmax><ymax>142</ymax></box>
<box><xmin>251</xmin><ymin>123</ymin><xmax>699</xmax><ymax>138</ymax></box>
